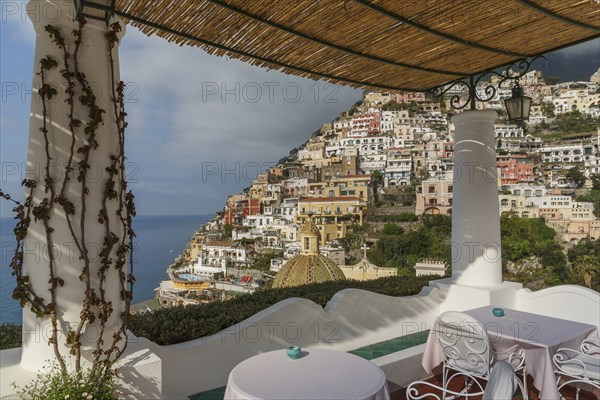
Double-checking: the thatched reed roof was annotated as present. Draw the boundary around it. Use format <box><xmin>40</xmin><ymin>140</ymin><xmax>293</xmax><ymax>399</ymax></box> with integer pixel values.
<box><xmin>84</xmin><ymin>0</ymin><xmax>599</xmax><ymax>91</ymax></box>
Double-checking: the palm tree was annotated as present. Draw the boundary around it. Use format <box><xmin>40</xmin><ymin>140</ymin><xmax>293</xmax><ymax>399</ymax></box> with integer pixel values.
<box><xmin>574</xmin><ymin>254</ymin><xmax>600</xmax><ymax>289</ymax></box>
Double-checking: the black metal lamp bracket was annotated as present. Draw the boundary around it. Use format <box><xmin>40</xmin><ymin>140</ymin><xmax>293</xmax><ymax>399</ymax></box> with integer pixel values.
<box><xmin>427</xmin><ymin>56</ymin><xmax>546</xmax><ymax>111</ymax></box>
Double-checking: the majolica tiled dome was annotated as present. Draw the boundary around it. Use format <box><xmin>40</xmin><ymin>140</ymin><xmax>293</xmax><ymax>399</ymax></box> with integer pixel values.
<box><xmin>272</xmin><ymin>253</ymin><xmax>346</xmax><ymax>288</ymax></box>
<box><xmin>272</xmin><ymin>216</ymin><xmax>346</xmax><ymax>288</ymax></box>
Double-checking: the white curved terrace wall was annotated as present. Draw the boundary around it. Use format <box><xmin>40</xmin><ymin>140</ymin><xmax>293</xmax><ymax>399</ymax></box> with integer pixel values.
<box><xmin>516</xmin><ymin>285</ymin><xmax>600</xmax><ymax>326</ymax></box>
<box><xmin>141</xmin><ymin>286</ymin><xmax>441</xmax><ymax>397</ymax></box>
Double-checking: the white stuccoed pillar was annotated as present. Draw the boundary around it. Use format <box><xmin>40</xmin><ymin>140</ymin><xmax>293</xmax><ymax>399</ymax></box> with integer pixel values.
<box><xmin>21</xmin><ymin>0</ymin><xmax>126</xmax><ymax>371</ymax></box>
<box><xmin>451</xmin><ymin>110</ymin><xmax>502</xmax><ymax>287</ymax></box>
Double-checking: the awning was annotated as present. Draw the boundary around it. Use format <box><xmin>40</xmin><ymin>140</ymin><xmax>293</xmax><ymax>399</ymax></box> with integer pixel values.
<box><xmin>80</xmin><ymin>0</ymin><xmax>599</xmax><ymax>91</ymax></box>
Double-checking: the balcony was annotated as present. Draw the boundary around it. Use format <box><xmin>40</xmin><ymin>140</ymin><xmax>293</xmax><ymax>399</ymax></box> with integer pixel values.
<box><xmin>3</xmin><ymin>1</ymin><xmax>599</xmax><ymax>399</ymax></box>
<box><xmin>155</xmin><ymin>285</ymin><xmax>598</xmax><ymax>400</ymax></box>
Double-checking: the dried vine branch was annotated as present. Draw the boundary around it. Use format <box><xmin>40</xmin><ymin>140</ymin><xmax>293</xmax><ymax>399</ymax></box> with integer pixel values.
<box><xmin>1</xmin><ymin>17</ymin><xmax>136</xmax><ymax>380</ymax></box>
<box><xmin>0</xmin><ymin>184</ymin><xmax>48</xmax><ymax>316</ymax></box>
<box><xmin>101</xmin><ymin>21</ymin><xmax>135</xmax><ymax>372</ymax></box>
<box><xmin>36</xmin><ymin>55</ymin><xmax>67</xmax><ymax>372</ymax></box>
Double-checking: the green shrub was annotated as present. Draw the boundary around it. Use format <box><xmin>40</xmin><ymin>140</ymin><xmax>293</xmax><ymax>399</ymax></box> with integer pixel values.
<box><xmin>129</xmin><ymin>276</ymin><xmax>431</xmax><ymax>345</ymax></box>
<box><xmin>13</xmin><ymin>363</ymin><xmax>118</xmax><ymax>400</ymax></box>
<box><xmin>0</xmin><ymin>323</ymin><xmax>21</xmax><ymax>350</ymax></box>
<box><xmin>250</xmin><ymin>251</ymin><xmax>283</xmax><ymax>271</ymax></box>
<box><xmin>381</xmin><ymin>223</ymin><xmax>404</xmax><ymax>235</ymax></box>
<box><xmin>375</xmin><ymin>215</ymin><xmax>452</xmax><ymax>269</ymax></box>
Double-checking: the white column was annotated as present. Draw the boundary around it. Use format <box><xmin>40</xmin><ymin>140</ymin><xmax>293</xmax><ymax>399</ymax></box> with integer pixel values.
<box><xmin>451</xmin><ymin>110</ymin><xmax>502</xmax><ymax>287</ymax></box>
<box><xmin>21</xmin><ymin>0</ymin><xmax>126</xmax><ymax>371</ymax></box>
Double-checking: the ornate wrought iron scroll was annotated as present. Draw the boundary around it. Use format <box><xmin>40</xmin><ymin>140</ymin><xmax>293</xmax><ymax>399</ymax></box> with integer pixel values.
<box><xmin>428</xmin><ymin>57</ymin><xmax>545</xmax><ymax>111</ymax></box>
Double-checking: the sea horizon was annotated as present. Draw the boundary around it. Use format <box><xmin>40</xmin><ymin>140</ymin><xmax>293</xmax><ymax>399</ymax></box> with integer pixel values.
<box><xmin>0</xmin><ymin>214</ymin><xmax>212</xmax><ymax>324</ymax></box>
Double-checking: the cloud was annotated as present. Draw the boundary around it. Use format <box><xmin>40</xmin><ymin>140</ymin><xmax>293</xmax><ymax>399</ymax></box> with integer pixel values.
<box><xmin>119</xmin><ymin>27</ymin><xmax>362</xmax><ymax>214</ymax></box>
<box><xmin>557</xmin><ymin>38</ymin><xmax>599</xmax><ymax>56</ymax></box>
<box><xmin>1</xmin><ymin>0</ymin><xmax>36</xmax><ymax>45</ymax></box>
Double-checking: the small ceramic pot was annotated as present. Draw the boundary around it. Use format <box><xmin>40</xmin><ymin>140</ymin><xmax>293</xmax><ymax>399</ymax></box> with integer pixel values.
<box><xmin>492</xmin><ymin>307</ymin><xmax>505</xmax><ymax>317</ymax></box>
<box><xmin>287</xmin><ymin>346</ymin><xmax>301</xmax><ymax>359</ymax></box>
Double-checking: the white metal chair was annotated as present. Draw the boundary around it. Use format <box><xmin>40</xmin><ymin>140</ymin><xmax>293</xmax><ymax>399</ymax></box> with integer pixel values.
<box><xmin>406</xmin><ymin>361</ymin><xmax>516</xmax><ymax>400</ymax></box>
<box><xmin>494</xmin><ymin>344</ymin><xmax>527</xmax><ymax>399</ymax></box>
<box><xmin>553</xmin><ymin>338</ymin><xmax>600</xmax><ymax>400</ymax></box>
<box><xmin>483</xmin><ymin>361</ymin><xmax>518</xmax><ymax>400</ymax></box>
<box><xmin>406</xmin><ymin>371</ymin><xmax>487</xmax><ymax>400</ymax></box>
<box><xmin>432</xmin><ymin>311</ymin><xmax>528</xmax><ymax>399</ymax></box>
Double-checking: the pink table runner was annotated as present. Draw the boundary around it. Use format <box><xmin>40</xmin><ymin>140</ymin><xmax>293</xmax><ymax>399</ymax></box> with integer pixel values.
<box><xmin>422</xmin><ymin>306</ymin><xmax>598</xmax><ymax>400</ymax></box>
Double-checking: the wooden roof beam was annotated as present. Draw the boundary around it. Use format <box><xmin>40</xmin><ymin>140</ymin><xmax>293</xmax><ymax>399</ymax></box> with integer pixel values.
<box><xmin>515</xmin><ymin>0</ymin><xmax>600</xmax><ymax>32</ymax></box>
<box><xmin>352</xmin><ymin>0</ymin><xmax>533</xmax><ymax>58</ymax></box>
<box><xmin>205</xmin><ymin>0</ymin><xmax>468</xmax><ymax>77</ymax></box>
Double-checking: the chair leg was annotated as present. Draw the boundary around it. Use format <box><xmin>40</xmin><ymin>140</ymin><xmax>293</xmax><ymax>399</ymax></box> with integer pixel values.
<box><xmin>522</xmin><ymin>369</ymin><xmax>528</xmax><ymax>400</ymax></box>
<box><xmin>441</xmin><ymin>367</ymin><xmax>470</xmax><ymax>400</ymax></box>
<box><xmin>442</xmin><ymin>365</ymin><xmax>448</xmax><ymax>391</ymax></box>
<box><xmin>514</xmin><ymin>372</ymin><xmax>526</xmax><ymax>400</ymax></box>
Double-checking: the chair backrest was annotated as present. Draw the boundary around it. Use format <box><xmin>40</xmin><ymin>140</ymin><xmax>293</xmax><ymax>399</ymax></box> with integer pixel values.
<box><xmin>483</xmin><ymin>361</ymin><xmax>517</xmax><ymax>400</ymax></box>
<box><xmin>581</xmin><ymin>338</ymin><xmax>600</xmax><ymax>357</ymax></box>
<box><xmin>554</xmin><ymin>339</ymin><xmax>600</xmax><ymax>378</ymax></box>
<box><xmin>433</xmin><ymin>311</ymin><xmax>492</xmax><ymax>376</ymax></box>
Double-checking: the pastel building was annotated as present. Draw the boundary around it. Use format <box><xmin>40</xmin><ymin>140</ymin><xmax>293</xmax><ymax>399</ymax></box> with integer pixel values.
<box><xmin>385</xmin><ymin>148</ymin><xmax>412</xmax><ymax>186</ymax></box>
<box><xmin>327</xmin><ymin>175</ymin><xmax>371</xmax><ymax>202</ymax></box>
<box><xmin>197</xmin><ymin>240</ymin><xmax>251</xmax><ymax>270</ymax></box>
<box><xmin>297</xmin><ymin>197</ymin><xmax>367</xmax><ymax>244</ymax></box>
<box><xmin>415</xmin><ymin>173</ymin><xmax>453</xmax><ymax>215</ymax></box>
<box><xmin>350</xmin><ymin>112</ymin><xmax>382</xmax><ymax>136</ymax></box>
<box><xmin>497</xmin><ymin>154</ymin><xmax>535</xmax><ymax>185</ymax></box>
<box><xmin>394</xmin><ymin>91</ymin><xmax>426</xmax><ymax>103</ymax></box>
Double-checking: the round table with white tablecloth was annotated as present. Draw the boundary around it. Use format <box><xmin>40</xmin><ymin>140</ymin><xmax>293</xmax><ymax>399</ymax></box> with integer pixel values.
<box><xmin>224</xmin><ymin>348</ymin><xmax>391</xmax><ymax>400</ymax></box>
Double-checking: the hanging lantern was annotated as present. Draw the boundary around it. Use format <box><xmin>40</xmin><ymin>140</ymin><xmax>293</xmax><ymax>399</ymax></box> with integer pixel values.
<box><xmin>504</xmin><ymin>82</ymin><xmax>532</xmax><ymax>125</ymax></box>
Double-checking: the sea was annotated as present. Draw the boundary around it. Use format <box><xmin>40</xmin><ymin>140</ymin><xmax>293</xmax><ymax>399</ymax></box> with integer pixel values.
<box><xmin>0</xmin><ymin>214</ymin><xmax>210</xmax><ymax>324</ymax></box>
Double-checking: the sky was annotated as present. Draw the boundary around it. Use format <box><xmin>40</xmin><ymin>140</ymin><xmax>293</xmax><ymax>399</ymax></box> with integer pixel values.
<box><xmin>0</xmin><ymin>1</ymin><xmax>362</xmax><ymax>216</ymax></box>
<box><xmin>0</xmin><ymin>2</ymin><xmax>598</xmax><ymax>216</ymax></box>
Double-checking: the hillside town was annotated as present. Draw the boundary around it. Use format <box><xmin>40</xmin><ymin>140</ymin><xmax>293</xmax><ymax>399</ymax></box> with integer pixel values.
<box><xmin>157</xmin><ymin>68</ymin><xmax>600</xmax><ymax>307</ymax></box>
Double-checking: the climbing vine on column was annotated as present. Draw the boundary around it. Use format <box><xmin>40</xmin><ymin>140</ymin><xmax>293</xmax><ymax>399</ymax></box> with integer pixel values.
<box><xmin>0</xmin><ymin>16</ymin><xmax>136</xmax><ymax>379</ymax></box>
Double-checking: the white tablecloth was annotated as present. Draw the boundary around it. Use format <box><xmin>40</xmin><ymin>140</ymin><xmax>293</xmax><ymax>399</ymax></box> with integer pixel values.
<box><xmin>422</xmin><ymin>306</ymin><xmax>599</xmax><ymax>400</ymax></box>
<box><xmin>224</xmin><ymin>348</ymin><xmax>390</xmax><ymax>400</ymax></box>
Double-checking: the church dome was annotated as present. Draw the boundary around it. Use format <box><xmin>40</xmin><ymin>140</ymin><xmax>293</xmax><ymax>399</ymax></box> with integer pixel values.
<box><xmin>272</xmin><ymin>254</ymin><xmax>346</xmax><ymax>288</ymax></box>
<box><xmin>272</xmin><ymin>215</ymin><xmax>346</xmax><ymax>288</ymax></box>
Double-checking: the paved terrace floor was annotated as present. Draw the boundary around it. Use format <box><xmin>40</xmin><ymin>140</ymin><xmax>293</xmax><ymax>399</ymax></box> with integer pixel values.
<box><xmin>395</xmin><ymin>369</ymin><xmax>598</xmax><ymax>400</ymax></box>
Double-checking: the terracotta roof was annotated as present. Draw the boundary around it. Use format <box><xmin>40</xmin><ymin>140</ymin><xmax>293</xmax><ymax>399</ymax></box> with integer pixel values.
<box><xmin>103</xmin><ymin>0</ymin><xmax>599</xmax><ymax>92</ymax></box>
